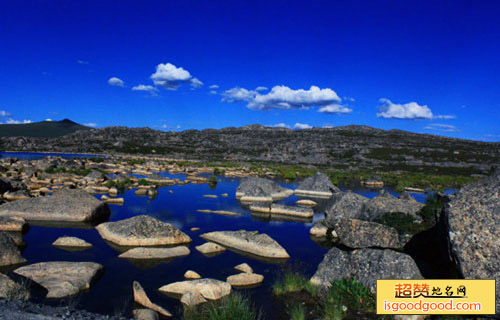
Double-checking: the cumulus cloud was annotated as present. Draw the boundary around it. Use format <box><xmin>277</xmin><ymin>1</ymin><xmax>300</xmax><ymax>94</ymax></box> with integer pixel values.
<box><xmin>424</xmin><ymin>123</ymin><xmax>459</xmax><ymax>132</ymax></box>
<box><xmin>209</xmin><ymin>84</ymin><xmax>219</xmax><ymax>89</ymax></box>
<box><xmin>222</xmin><ymin>87</ymin><xmax>257</xmax><ymax>103</ymax></box>
<box><xmin>271</xmin><ymin>123</ymin><xmax>290</xmax><ymax>128</ymax></box>
<box><xmin>319</xmin><ymin>104</ymin><xmax>353</xmax><ymax>114</ymax></box>
<box><xmin>6</xmin><ymin>119</ymin><xmax>32</xmax><ymax>124</ymax></box>
<box><xmin>84</xmin><ymin>122</ymin><xmax>98</xmax><ymax>128</ymax></box>
<box><xmin>377</xmin><ymin>98</ymin><xmax>455</xmax><ymax>120</ymax></box>
<box><xmin>132</xmin><ymin>84</ymin><xmax>158</xmax><ymax>95</ymax></box>
<box><xmin>108</xmin><ymin>77</ymin><xmax>125</xmax><ymax>87</ymax></box>
<box><xmin>209</xmin><ymin>90</ymin><xmax>218</xmax><ymax>95</ymax></box>
<box><xmin>294</xmin><ymin>122</ymin><xmax>313</xmax><ymax>129</ymax></box>
<box><xmin>45</xmin><ymin>118</ymin><xmax>52</xmax><ymax>122</ymax></box>
<box><xmin>255</xmin><ymin>86</ymin><xmax>268</xmax><ymax>92</ymax></box>
<box><xmin>150</xmin><ymin>62</ymin><xmax>202</xmax><ymax>90</ymax></box>
<box><xmin>0</xmin><ymin>110</ymin><xmax>11</xmax><ymax>117</ymax></box>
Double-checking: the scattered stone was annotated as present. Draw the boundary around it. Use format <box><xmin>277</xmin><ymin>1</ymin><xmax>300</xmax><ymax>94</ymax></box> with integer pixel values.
<box><xmin>329</xmin><ymin>219</ymin><xmax>401</xmax><ymax>249</ymax></box>
<box><xmin>119</xmin><ymin>246</ymin><xmax>190</xmax><ymax>260</ymax></box>
<box><xmin>236</xmin><ymin>177</ymin><xmax>293</xmax><ymax>202</ymax></box>
<box><xmin>221</xmin><ymin>193</ymin><xmax>228</xmax><ymax>197</ymax></box>
<box><xmin>52</xmin><ymin>236</ymin><xmax>92</xmax><ymax>249</ymax></box>
<box><xmin>270</xmin><ymin>204</ymin><xmax>313</xmax><ymax>218</ymax></box>
<box><xmin>196</xmin><ymin>209</ymin><xmax>240</xmax><ymax>216</ymax></box>
<box><xmin>14</xmin><ymin>261</ymin><xmax>103</xmax><ymax>298</ymax></box>
<box><xmin>180</xmin><ymin>290</ymin><xmax>207</xmax><ymax>307</ymax></box>
<box><xmin>133</xmin><ymin>281</ymin><xmax>172</xmax><ymax>318</ymax></box>
<box><xmin>0</xmin><ymin>216</ymin><xmax>27</xmax><ymax>232</ymax></box>
<box><xmin>0</xmin><ymin>231</ymin><xmax>26</xmax><ymax>267</ymax></box>
<box><xmin>310</xmin><ymin>247</ymin><xmax>422</xmax><ymax>291</ymax></box>
<box><xmin>195</xmin><ymin>242</ymin><xmax>226</xmax><ymax>255</ymax></box>
<box><xmin>295</xmin><ymin>172</ymin><xmax>340</xmax><ymax>198</ymax></box>
<box><xmin>361</xmin><ymin>176</ymin><xmax>384</xmax><ymax>188</ymax></box>
<box><xmin>296</xmin><ymin>199</ymin><xmax>317</xmax><ymax>207</ymax></box>
<box><xmin>309</xmin><ymin>219</ymin><xmax>328</xmax><ymax>238</ymax></box>
<box><xmin>159</xmin><ymin>278</ymin><xmax>231</xmax><ymax>301</ymax></box>
<box><xmin>2</xmin><ymin>191</ymin><xmax>30</xmax><ymax>201</ymax></box>
<box><xmin>101</xmin><ymin>195</ymin><xmax>124</xmax><ymax>205</ymax></box>
<box><xmin>190</xmin><ymin>227</ymin><xmax>200</xmax><ymax>232</ymax></box>
<box><xmin>96</xmin><ymin>215</ymin><xmax>191</xmax><ymax>246</ymax></box>
<box><xmin>200</xmin><ymin>230</ymin><xmax>290</xmax><ymax>259</ymax></box>
<box><xmin>133</xmin><ymin>308</ymin><xmax>159</xmax><ymax>320</ymax></box>
<box><xmin>108</xmin><ymin>187</ymin><xmax>118</xmax><ymax>196</ymax></box>
<box><xmin>202</xmin><ymin>195</ymin><xmax>218</xmax><ymax>199</ymax></box>
<box><xmin>135</xmin><ymin>189</ymin><xmax>148</xmax><ymax>196</ymax></box>
<box><xmin>184</xmin><ymin>270</ymin><xmax>201</xmax><ymax>279</ymax></box>
<box><xmin>248</xmin><ymin>203</ymin><xmax>270</xmax><ymax>213</ymax></box>
<box><xmin>234</xmin><ymin>263</ymin><xmax>253</xmax><ymax>274</ymax></box>
<box><xmin>0</xmin><ymin>189</ymin><xmax>110</xmax><ymax>222</ymax></box>
<box><xmin>226</xmin><ymin>273</ymin><xmax>264</xmax><ymax>287</ymax></box>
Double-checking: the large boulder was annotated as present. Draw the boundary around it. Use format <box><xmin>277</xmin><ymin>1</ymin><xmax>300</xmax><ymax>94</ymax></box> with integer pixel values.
<box><xmin>159</xmin><ymin>278</ymin><xmax>231</xmax><ymax>301</ymax></box>
<box><xmin>0</xmin><ymin>231</ymin><xmax>26</xmax><ymax>267</ymax></box>
<box><xmin>441</xmin><ymin>172</ymin><xmax>500</xmax><ymax>312</ymax></box>
<box><xmin>14</xmin><ymin>261</ymin><xmax>103</xmax><ymax>298</ymax></box>
<box><xmin>236</xmin><ymin>177</ymin><xmax>293</xmax><ymax>202</ymax></box>
<box><xmin>361</xmin><ymin>190</ymin><xmax>423</xmax><ymax>221</ymax></box>
<box><xmin>200</xmin><ymin>230</ymin><xmax>289</xmax><ymax>259</ymax></box>
<box><xmin>0</xmin><ymin>273</ymin><xmax>29</xmax><ymax>300</ymax></box>
<box><xmin>96</xmin><ymin>215</ymin><xmax>191</xmax><ymax>246</ymax></box>
<box><xmin>295</xmin><ymin>172</ymin><xmax>340</xmax><ymax>198</ymax></box>
<box><xmin>0</xmin><ymin>189</ymin><xmax>110</xmax><ymax>222</ymax></box>
<box><xmin>311</xmin><ymin>247</ymin><xmax>422</xmax><ymax>291</ymax></box>
<box><xmin>329</xmin><ymin>219</ymin><xmax>401</xmax><ymax>249</ymax></box>
<box><xmin>325</xmin><ymin>191</ymin><xmax>368</xmax><ymax>222</ymax></box>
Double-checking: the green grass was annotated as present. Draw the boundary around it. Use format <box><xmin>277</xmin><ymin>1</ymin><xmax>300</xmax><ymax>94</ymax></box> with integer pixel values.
<box><xmin>183</xmin><ymin>294</ymin><xmax>260</xmax><ymax>320</ymax></box>
<box><xmin>213</xmin><ymin>167</ymin><xmax>225</xmax><ymax>176</ymax></box>
<box><xmin>272</xmin><ymin>271</ymin><xmax>319</xmax><ymax>296</ymax></box>
<box><xmin>209</xmin><ymin>175</ymin><xmax>218</xmax><ymax>185</ymax></box>
<box><xmin>138</xmin><ymin>178</ymin><xmax>150</xmax><ymax>186</ymax></box>
<box><xmin>290</xmin><ymin>305</ymin><xmax>306</xmax><ymax>320</ymax></box>
<box><xmin>325</xmin><ymin>278</ymin><xmax>376</xmax><ymax>317</ymax></box>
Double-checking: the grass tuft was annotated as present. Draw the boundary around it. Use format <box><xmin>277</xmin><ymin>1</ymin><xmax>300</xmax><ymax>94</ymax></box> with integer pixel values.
<box><xmin>183</xmin><ymin>293</ymin><xmax>260</xmax><ymax>320</ymax></box>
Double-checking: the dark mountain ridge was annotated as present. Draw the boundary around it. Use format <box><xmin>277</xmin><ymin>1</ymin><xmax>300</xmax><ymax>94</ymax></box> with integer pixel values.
<box><xmin>0</xmin><ymin>119</ymin><xmax>90</xmax><ymax>138</ymax></box>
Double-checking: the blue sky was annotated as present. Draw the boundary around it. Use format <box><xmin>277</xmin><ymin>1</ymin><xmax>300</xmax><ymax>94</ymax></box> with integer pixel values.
<box><xmin>0</xmin><ymin>0</ymin><xmax>499</xmax><ymax>141</ymax></box>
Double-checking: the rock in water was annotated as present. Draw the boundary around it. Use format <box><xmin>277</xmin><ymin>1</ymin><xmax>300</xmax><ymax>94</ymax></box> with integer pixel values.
<box><xmin>52</xmin><ymin>236</ymin><xmax>92</xmax><ymax>248</ymax></box>
<box><xmin>184</xmin><ymin>270</ymin><xmax>201</xmax><ymax>279</ymax></box>
<box><xmin>442</xmin><ymin>172</ymin><xmax>500</xmax><ymax>312</ymax></box>
<box><xmin>0</xmin><ymin>216</ymin><xmax>27</xmax><ymax>232</ymax></box>
<box><xmin>226</xmin><ymin>273</ymin><xmax>264</xmax><ymax>287</ymax></box>
<box><xmin>0</xmin><ymin>231</ymin><xmax>26</xmax><ymax>267</ymax></box>
<box><xmin>236</xmin><ymin>177</ymin><xmax>293</xmax><ymax>202</ymax></box>
<box><xmin>270</xmin><ymin>204</ymin><xmax>313</xmax><ymax>218</ymax></box>
<box><xmin>361</xmin><ymin>189</ymin><xmax>423</xmax><ymax>221</ymax></box>
<box><xmin>200</xmin><ymin>230</ymin><xmax>290</xmax><ymax>259</ymax></box>
<box><xmin>295</xmin><ymin>172</ymin><xmax>340</xmax><ymax>198</ymax></box>
<box><xmin>14</xmin><ymin>261</ymin><xmax>103</xmax><ymax>298</ymax></box>
<box><xmin>234</xmin><ymin>263</ymin><xmax>253</xmax><ymax>274</ymax></box>
<box><xmin>330</xmin><ymin>219</ymin><xmax>401</xmax><ymax>249</ymax></box>
<box><xmin>133</xmin><ymin>281</ymin><xmax>172</xmax><ymax>318</ymax></box>
<box><xmin>119</xmin><ymin>246</ymin><xmax>190</xmax><ymax>260</ymax></box>
<box><xmin>180</xmin><ymin>291</ymin><xmax>207</xmax><ymax>307</ymax></box>
<box><xmin>96</xmin><ymin>215</ymin><xmax>191</xmax><ymax>246</ymax></box>
<box><xmin>195</xmin><ymin>242</ymin><xmax>226</xmax><ymax>255</ymax></box>
<box><xmin>309</xmin><ymin>219</ymin><xmax>329</xmax><ymax>238</ymax></box>
<box><xmin>310</xmin><ymin>247</ymin><xmax>422</xmax><ymax>291</ymax></box>
<box><xmin>159</xmin><ymin>278</ymin><xmax>231</xmax><ymax>301</ymax></box>
<box><xmin>325</xmin><ymin>191</ymin><xmax>368</xmax><ymax>222</ymax></box>
<box><xmin>0</xmin><ymin>189</ymin><xmax>110</xmax><ymax>222</ymax></box>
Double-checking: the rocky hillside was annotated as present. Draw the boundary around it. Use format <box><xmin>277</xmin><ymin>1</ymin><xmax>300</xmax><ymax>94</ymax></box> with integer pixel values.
<box><xmin>0</xmin><ymin>119</ymin><xmax>90</xmax><ymax>138</ymax></box>
<box><xmin>1</xmin><ymin>124</ymin><xmax>499</xmax><ymax>174</ymax></box>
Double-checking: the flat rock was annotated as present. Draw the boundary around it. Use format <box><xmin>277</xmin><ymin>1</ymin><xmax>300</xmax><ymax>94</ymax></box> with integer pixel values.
<box><xmin>0</xmin><ymin>231</ymin><xmax>26</xmax><ymax>267</ymax></box>
<box><xmin>0</xmin><ymin>189</ymin><xmax>110</xmax><ymax>222</ymax></box>
<box><xmin>0</xmin><ymin>216</ymin><xmax>27</xmax><ymax>232</ymax></box>
<box><xmin>119</xmin><ymin>246</ymin><xmax>190</xmax><ymax>260</ymax></box>
<box><xmin>296</xmin><ymin>199</ymin><xmax>317</xmax><ymax>207</ymax></box>
<box><xmin>133</xmin><ymin>308</ymin><xmax>159</xmax><ymax>320</ymax></box>
<box><xmin>329</xmin><ymin>219</ymin><xmax>401</xmax><ymax>249</ymax></box>
<box><xmin>195</xmin><ymin>242</ymin><xmax>226</xmax><ymax>255</ymax></box>
<box><xmin>226</xmin><ymin>273</ymin><xmax>264</xmax><ymax>287</ymax></box>
<box><xmin>270</xmin><ymin>204</ymin><xmax>313</xmax><ymax>218</ymax></box>
<box><xmin>236</xmin><ymin>177</ymin><xmax>293</xmax><ymax>202</ymax></box>
<box><xmin>52</xmin><ymin>236</ymin><xmax>92</xmax><ymax>248</ymax></box>
<box><xmin>184</xmin><ymin>270</ymin><xmax>201</xmax><ymax>279</ymax></box>
<box><xmin>159</xmin><ymin>278</ymin><xmax>231</xmax><ymax>301</ymax></box>
<box><xmin>180</xmin><ymin>290</ymin><xmax>207</xmax><ymax>307</ymax></box>
<box><xmin>14</xmin><ymin>261</ymin><xmax>103</xmax><ymax>298</ymax></box>
<box><xmin>234</xmin><ymin>263</ymin><xmax>253</xmax><ymax>274</ymax></box>
<box><xmin>96</xmin><ymin>215</ymin><xmax>191</xmax><ymax>246</ymax></box>
<box><xmin>310</xmin><ymin>247</ymin><xmax>422</xmax><ymax>291</ymax></box>
<box><xmin>442</xmin><ymin>172</ymin><xmax>500</xmax><ymax>312</ymax></box>
<box><xmin>200</xmin><ymin>230</ymin><xmax>290</xmax><ymax>259</ymax></box>
<box><xmin>295</xmin><ymin>172</ymin><xmax>340</xmax><ymax>198</ymax></box>
<box><xmin>133</xmin><ymin>281</ymin><xmax>172</xmax><ymax>318</ymax></box>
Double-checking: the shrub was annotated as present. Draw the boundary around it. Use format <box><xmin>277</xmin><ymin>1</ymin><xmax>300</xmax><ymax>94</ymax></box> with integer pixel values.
<box><xmin>138</xmin><ymin>178</ymin><xmax>150</xmax><ymax>186</ymax></box>
<box><xmin>213</xmin><ymin>168</ymin><xmax>225</xmax><ymax>176</ymax></box>
<box><xmin>273</xmin><ymin>271</ymin><xmax>318</xmax><ymax>296</ymax></box>
<box><xmin>324</xmin><ymin>278</ymin><xmax>376</xmax><ymax>318</ymax></box>
<box><xmin>290</xmin><ymin>305</ymin><xmax>306</xmax><ymax>320</ymax></box>
<box><xmin>209</xmin><ymin>175</ymin><xmax>218</xmax><ymax>185</ymax></box>
<box><xmin>183</xmin><ymin>294</ymin><xmax>260</xmax><ymax>320</ymax></box>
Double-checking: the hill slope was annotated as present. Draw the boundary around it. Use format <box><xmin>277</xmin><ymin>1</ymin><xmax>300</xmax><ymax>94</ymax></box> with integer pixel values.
<box><xmin>0</xmin><ymin>119</ymin><xmax>90</xmax><ymax>138</ymax></box>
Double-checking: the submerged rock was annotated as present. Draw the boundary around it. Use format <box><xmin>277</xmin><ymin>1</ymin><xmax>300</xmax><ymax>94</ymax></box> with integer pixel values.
<box><xmin>200</xmin><ymin>230</ymin><xmax>290</xmax><ymax>259</ymax></box>
<box><xmin>0</xmin><ymin>231</ymin><xmax>26</xmax><ymax>267</ymax></box>
<box><xmin>310</xmin><ymin>247</ymin><xmax>422</xmax><ymax>291</ymax></box>
<box><xmin>159</xmin><ymin>278</ymin><xmax>231</xmax><ymax>301</ymax></box>
<box><xmin>330</xmin><ymin>219</ymin><xmax>401</xmax><ymax>249</ymax></box>
<box><xmin>133</xmin><ymin>281</ymin><xmax>172</xmax><ymax>318</ymax></box>
<box><xmin>14</xmin><ymin>261</ymin><xmax>103</xmax><ymax>298</ymax></box>
<box><xmin>119</xmin><ymin>246</ymin><xmax>190</xmax><ymax>260</ymax></box>
<box><xmin>236</xmin><ymin>177</ymin><xmax>293</xmax><ymax>202</ymax></box>
<box><xmin>52</xmin><ymin>236</ymin><xmax>92</xmax><ymax>248</ymax></box>
<box><xmin>96</xmin><ymin>215</ymin><xmax>191</xmax><ymax>246</ymax></box>
<box><xmin>0</xmin><ymin>189</ymin><xmax>110</xmax><ymax>222</ymax></box>
<box><xmin>295</xmin><ymin>172</ymin><xmax>340</xmax><ymax>198</ymax></box>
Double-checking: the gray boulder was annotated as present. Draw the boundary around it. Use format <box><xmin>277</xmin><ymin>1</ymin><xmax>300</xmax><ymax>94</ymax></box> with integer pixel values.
<box><xmin>361</xmin><ymin>189</ymin><xmax>423</xmax><ymax>221</ymax></box>
<box><xmin>310</xmin><ymin>247</ymin><xmax>422</xmax><ymax>291</ymax></box>
<box><xmin>96</xmin><ymin>215</ymin><xmax>192</xmax><ymax>246</ymax></box>
<box><xmin>325</xmin><ymin>191</ymin><xmax>368</xmax><ymax>222</ymax></box>
<box><xmin>0</xmin><ymin>189</ymin><xmax>110</xmax><ymax>222</ymax></box>
<box><xmin>295</xmin><ymin>172</ymin><xmax>340</xmax><ymax>198</ymax></box>
<box><xmin>0</xmin><ymin>231</ymin><xmax>26</xmax><ymax>267</ymax></box>
<box><xmin>0</xmin><ymin>273</ymin><xmax>29</xmax><ymax>300</ymax></box>
<box><xmin>236</xmin><ymin>177</ymin><xmax>293</xmax><ymax>202</ymax></box>
<box><xmin>329</xmin><ymin>219</ymin><xmax>401</xmax><ymax>249</ymax></box>
<box><xmin>441</xmin><ymin>172</ymin><xmax>500</xmax><ymax>312</ymax></box>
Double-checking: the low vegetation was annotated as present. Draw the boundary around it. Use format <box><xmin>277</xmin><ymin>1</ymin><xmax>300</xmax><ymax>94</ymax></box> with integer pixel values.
<box><xmin>183</xmin><ymin>293</ymin><xmax>260</xmax><ymax>320</ymax></box>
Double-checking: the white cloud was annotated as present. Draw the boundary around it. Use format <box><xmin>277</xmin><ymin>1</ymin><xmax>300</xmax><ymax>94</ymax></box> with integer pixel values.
<box><xmin>319</xmin><ymin>104</ymin><xmax>353</xmax><ymax>114</ymax></box>
<box><xmin>85</xmin><ymin>123</ymin><xmax>98</xmax><ymax>128</ymax></box>
<box><xmin>209</xmin><ymin>90</ymin><xmax>218</xmax><ymax>95</ymax></box>
<box><xmin>294</xmin><ymin>122</ymin><xmax>313</xmax><ymax>129</ymax></box>
<box><xmin>176</xmin><ymin>125</ymin><xmax>181</xmax><ymax>129</ymax></box>
<box><xmin>271</xmin><ymin>123</ymin><xmax>290</xmax><ymax>128</ymax></box>
<box><xmin>45</xmin><ymin>118</ymin><xmax>52</xmax><ymax>121</ymax></box>
<box><xmin>6</xmin><ymin>119</ymin><xmax>32</xmax><ymax>124</ymax></box>
<box><xmin>77</xmin><ymin>60</ymin><xmax>89</xmax><ymax>65</ymax></box>
<box><xmin>108</xmin><ymin>77</ymin><xmax>125</xmax><ymax>87</ymax></box>
<box><xmin>150</xmin><ymin>62</ymin><xmax>202</xmax><ymax>90</ymax></box>
<box><xmin>209</xmin><ymin>84</ymin><xmax>219</xmax><ymax>89</ymax></box>
<box><xmin>0</xmin><ymin>110</ymin><xmax>11</xmax><ymax>117</ymax></box>
<box><xmin>255</xmin><ymin>86</ymin><xmax>268</xmax><ymax>92</ymax></box>
<box><xmin>132</xmin><ymin>84</ymin><xmax>158</xmax><ymax>95</ymax></box>
<box><xmin>377</xmin><ymin>98</ymin><xmax>455</xmax><ymax>120</ymax></box>
<box><xmin>424</xmin><ymin>123</ymin><xmax>459</xmax><ymax>132</ymax></box>
<box><xmin>222</xmin><ymin>87</ymin><xmax>257</xmax><ymax>103</ymax></box>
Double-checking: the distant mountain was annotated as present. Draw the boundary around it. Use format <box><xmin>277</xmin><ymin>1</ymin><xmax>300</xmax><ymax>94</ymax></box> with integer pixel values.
<box><xmin>0</xmin><ymin>119</ymin><xmax>90</xmax><ymax>138</ymax></box>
